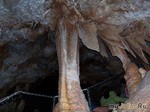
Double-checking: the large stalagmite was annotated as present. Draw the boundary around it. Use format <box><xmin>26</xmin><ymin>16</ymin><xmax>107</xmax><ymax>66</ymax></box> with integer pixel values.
<box><xmin>0</xmin><ymin>0</ymin><xmax>150</xmax><ymax>112</ymax></box>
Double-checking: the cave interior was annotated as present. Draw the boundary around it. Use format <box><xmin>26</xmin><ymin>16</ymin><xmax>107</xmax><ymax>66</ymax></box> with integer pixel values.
<box><xmin>0</xmin><ymin>31</ymin><xmax>149</xmax><ymax>112</ymax></box>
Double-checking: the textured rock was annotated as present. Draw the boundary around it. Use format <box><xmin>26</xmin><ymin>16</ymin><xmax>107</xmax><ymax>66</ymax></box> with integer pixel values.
<box><xmin>0</xmin><ymin>0</ymin><xmax>150</xmax><ymax>111</ymax></box>
<box><xmin>0</xmin><ymin>33</ymin><xmax>58</xmax><ymax>98</ymax></box>
<box><xmin>118</xmin><ymin>71</ymin><xmax>150</xmax><ymax>112</ymax></box>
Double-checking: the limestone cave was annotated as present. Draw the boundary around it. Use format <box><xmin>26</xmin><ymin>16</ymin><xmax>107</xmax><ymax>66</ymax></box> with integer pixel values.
<box><xmin>0</xmin><ymin>0</ymin><xmax>150</xmax><ymax>112</ymax></box>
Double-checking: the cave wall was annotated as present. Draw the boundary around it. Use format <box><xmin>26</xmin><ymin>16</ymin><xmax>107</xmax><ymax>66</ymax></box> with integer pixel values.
<box><xmin>0</xmin><ymin>33</ymin><xmax>58</xmax><ymax>98</ymax></box>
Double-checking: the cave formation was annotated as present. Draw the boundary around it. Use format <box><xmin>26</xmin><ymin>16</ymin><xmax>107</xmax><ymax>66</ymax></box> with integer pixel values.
<box><xmin>0</xmin><ymin>0</ymin><xmax>150</xmax><ymax>112</ymax></box>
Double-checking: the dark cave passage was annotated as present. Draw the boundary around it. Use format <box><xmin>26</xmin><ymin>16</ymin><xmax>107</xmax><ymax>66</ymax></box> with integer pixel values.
<box><xmin>29</xmin><ymin>75</ymin><xmax>59</xmax><ymax>96</ymax></box>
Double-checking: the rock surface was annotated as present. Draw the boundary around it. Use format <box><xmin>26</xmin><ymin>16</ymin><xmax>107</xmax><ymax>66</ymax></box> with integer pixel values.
<box><xmin>0</xmin><ymin>32</ymin><xmax>58</xmax><ymax>98</ymax></box>
<box><xmin>0</xmin><ymin>0</ymin><xmax>150</xmax><ymax>110</ymax></box>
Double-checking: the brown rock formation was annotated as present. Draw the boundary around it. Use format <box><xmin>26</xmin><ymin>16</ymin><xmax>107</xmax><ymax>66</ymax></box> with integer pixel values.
<box><xmin>0</xmin><ymin>0</ymin><xmax>150</xmax><ymax>112</ymax></box>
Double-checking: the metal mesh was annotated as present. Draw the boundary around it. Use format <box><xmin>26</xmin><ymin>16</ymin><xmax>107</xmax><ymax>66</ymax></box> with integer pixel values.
<box><xmin>0</xmin><ymin>74</ymin><xmax>127</xmax><ymax>112</ymax></box>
